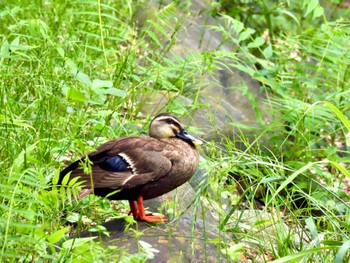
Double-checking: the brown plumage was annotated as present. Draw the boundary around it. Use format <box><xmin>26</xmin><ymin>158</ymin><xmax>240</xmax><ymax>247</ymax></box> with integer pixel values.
<box><xmin>59</xmin><ymin>113</ymin><xmax>202</xmax><ymax>222</ymax></box>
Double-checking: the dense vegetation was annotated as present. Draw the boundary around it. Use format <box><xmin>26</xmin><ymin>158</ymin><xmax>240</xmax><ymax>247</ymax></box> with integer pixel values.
<box><xmin>1</xmin><ymin>0</ymin><xmax>349</xmax><ymax>262</ymax></box>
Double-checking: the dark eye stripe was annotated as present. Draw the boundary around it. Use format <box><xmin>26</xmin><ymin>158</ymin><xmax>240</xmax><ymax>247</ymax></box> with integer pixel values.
<box><xmin>156</xmin><ymin>116</ymin><xmax>181</xmax><ymax>127</ymax></box>
<box><xmin>158</xmin><ymin>117</ymin><xmax>182</xmax><ymax>134</ymax></box>
<box><xmin>167</xmin><ymin>118</ymin><xmax>182</xmax><ymax>130</ymax></box>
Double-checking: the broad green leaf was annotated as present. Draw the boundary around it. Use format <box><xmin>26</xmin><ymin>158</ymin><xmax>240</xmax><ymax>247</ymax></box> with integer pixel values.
<box><xmin>104</xmin><ymin>87</ymin><xmax>127</xmax><ymax>97</ymax></box>
<box><xmin>0</xmin><ymin>40</ymin><xmax>10</xmax><ymax>58</ymax></box>
<box><xmin>247</xmin><ymin>37</ymin><xmax>265</xmax><ymax>48</ymax></box>
<box><xmin>62</xmin><ymin>237</ymin><xmax>97</xmax><ymax>250</ymax></box>
<box><xmin>10</xmin><ymin>36</ymin><xmax>20</xmax><ymax>50</ymax></box>
<box><xmin>139</xmin><ymin>240</ymin><xmax>159</xmax><ymax>258</ymax></box>
<box><xmin>61</xmin><ymin>172</ymin><xmax>71</xmax><ymax>186</ymax></box>
<box><xmin>238</xmin><ymin>28</ymin><xmax>255</xmax><ymax>42</ymax></box>
<box><xmin>68</xmin><ymin>175</ymin><xmax>82</xmax><ymax>187</ymax></box>
<box><xmin>313</xmin><ymin>5</ymin><xmax>324</xmax><ymax>19</ymax></box>
<box><xmin>66</xmin><ymin>213</ymin><xmax>80</xmax><ymax>223</ymax></box>
<box><xmin>92</xmin><ymin>79</ymin><xmax>113</xmax><ymax>89</ymax></box>
<box><xmin>304</xmin><ymin>0</ymin><xmax>319</xmax><ymax>17</ymax></box>
<box><xmin>263</xmin><ymin>45</ymin><xmax>273</xmax><ymax>58</ymax></box>
<box><xmin>63</xmin><ymin>87</ymin><xmax>89</xmax><ymax>102</ymax></box>
<box><xmin>71</xmin><ymin>70</ymin><xmax>92</xmax><ymax>87</ymax></box>
<box><xmin>11</xmin><ymin>142</ymin><xmax>39</xmax><ymax>171</ymax></box>
<box><xmin>47</xmin><ymin>226</ymin><xmax>69</xmax><ymax>244</ymax></box>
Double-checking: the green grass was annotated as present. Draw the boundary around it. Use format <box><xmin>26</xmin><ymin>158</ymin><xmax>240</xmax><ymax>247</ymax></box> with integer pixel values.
<box><xmin>1</xmin><ymin>0</ymin><xmax>350</xmax><ymax>262</ymax></box>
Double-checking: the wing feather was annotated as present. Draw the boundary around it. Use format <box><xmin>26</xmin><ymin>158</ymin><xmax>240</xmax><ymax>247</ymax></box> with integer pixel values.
<box><xmin>60</xmin><ymin>136</ymin><xmax>174</xmax><ymax>190</ymax></box>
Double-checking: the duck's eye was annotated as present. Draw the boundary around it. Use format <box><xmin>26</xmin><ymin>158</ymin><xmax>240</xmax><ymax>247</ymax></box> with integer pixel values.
<box><xmin>166</xmin><ymin>118</ymin><xmax>174</xmax><ymax>125</ymax></box>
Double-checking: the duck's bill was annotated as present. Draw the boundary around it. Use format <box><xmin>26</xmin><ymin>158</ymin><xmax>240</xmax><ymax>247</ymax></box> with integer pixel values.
<box><xmin>177</xmin><ymin>129</ymin><xmax>203</xmax><ymax>145</ymax></box>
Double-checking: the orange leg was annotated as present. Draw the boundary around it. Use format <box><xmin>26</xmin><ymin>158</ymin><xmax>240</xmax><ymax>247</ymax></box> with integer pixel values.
<box><xmin>128</xmin><ymin>200</ymin><xmax>139</xmax><ymax>218</ymax></box>
<box><xmin>128</xmin><ymin>196</ymin><xmax>168</xmax><ymax>223</ymax></box>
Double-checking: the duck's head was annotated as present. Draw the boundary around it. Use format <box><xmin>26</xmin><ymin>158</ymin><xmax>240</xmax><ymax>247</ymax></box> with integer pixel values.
<box><xmin>149</xmin><ymin>113</ymin><xmax>202</xmax><ymax>146</ymax></box>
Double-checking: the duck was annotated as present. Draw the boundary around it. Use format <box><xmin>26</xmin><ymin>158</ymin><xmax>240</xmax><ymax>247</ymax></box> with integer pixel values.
<box><xmin>59</xmin><ymin>113</ymin><xmax>202</xmax><ymax>223</ymax></box>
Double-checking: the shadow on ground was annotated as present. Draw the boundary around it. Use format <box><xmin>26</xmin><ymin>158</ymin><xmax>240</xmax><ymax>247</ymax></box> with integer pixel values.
<box><xmin>74</xmin><ymin>183</ymin><xmax>230</xmax><ymax>262</ymax></box>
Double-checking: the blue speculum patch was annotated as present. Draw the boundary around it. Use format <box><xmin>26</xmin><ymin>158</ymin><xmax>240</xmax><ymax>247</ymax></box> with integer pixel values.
<box><xmin>98</xmin><ymin>155</ymin><xmax>129</xmax><ymax>172</ymax></box>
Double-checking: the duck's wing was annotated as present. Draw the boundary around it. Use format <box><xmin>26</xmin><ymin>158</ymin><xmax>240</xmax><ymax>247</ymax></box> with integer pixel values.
<box><xmin>59</xmin><ymin>137</ymin><xmax>173</xmax><ymax>190</ymax></box>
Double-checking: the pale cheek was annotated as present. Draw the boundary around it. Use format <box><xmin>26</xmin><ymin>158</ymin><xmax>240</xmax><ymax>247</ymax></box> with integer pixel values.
<box><xmin>158</xmin><ymin>126</ymin><xmax>175</xmax><ymax>137</ymax></box>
